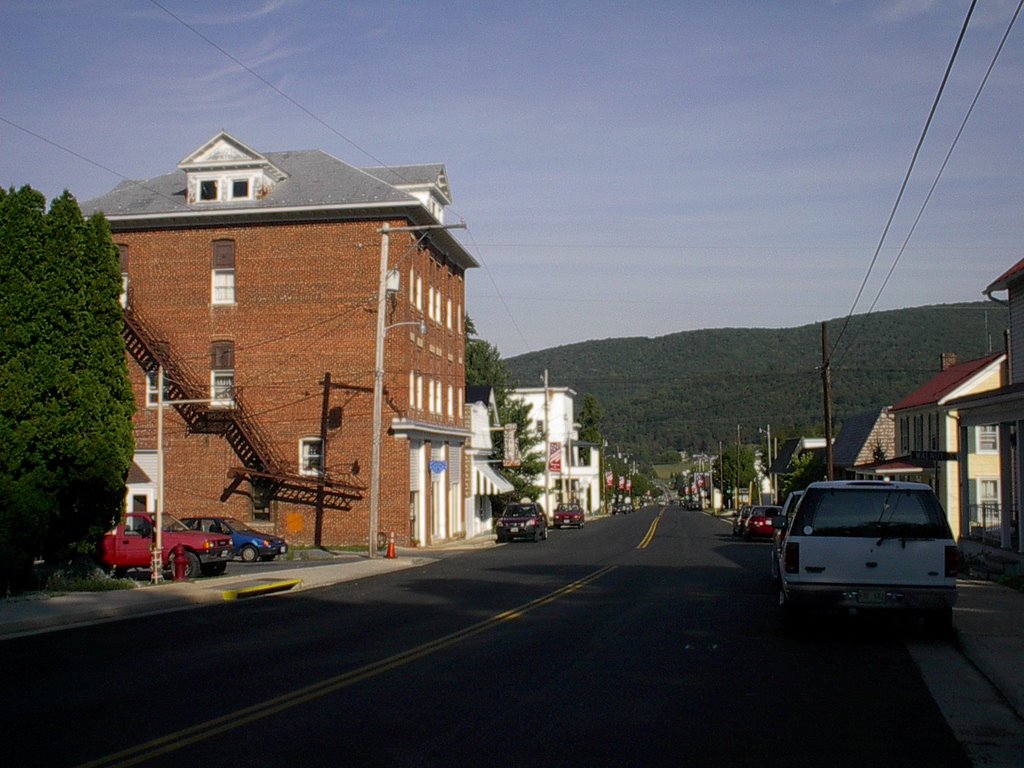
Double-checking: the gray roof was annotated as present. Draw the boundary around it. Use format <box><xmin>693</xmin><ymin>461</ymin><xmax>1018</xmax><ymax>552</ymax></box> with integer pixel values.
<box><xmin>832</xmin><ymin>411</ymin><xmax>884</xmax><ymax>469</ymax></box>
<box><xmin>80</xmin><ymin>150</ymin><xmax>423</xmax><ymax>218</ymax></box>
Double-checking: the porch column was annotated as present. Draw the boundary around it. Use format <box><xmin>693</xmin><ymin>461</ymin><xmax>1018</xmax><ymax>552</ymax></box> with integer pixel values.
<box><xmin>1006</xmin><ymin>422</ymin><xmax>1018</xmax><ymax>551</ymax></box>
<box><xmin>958</xmin><ymin>423</ymin><xmax>970</xmax><ymax>541</ymax></box>
<box><xmin>1016</xmin><ymin>421</ymin><xmax>1024</xmax><ymax>553</ymax></box>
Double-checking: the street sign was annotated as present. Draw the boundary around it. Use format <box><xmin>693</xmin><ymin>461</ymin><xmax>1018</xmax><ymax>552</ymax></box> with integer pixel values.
<box><xmin>910</xmin><ymin>450</ymin><xmax>958</xmax><ymax>462</ymax></box>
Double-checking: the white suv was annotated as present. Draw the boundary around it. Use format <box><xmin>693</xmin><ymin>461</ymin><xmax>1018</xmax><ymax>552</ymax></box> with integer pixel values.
<box><xmin>778</xmin><ymin>480</ymin><xmax>958</xmax><ymax>631</ymax></box>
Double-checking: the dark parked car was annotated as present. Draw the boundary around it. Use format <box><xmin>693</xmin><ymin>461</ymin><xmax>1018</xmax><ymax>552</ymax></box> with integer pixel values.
<box><xmin>612</xmin><ymin>502</ymin><xmax>633</xmax><ymax>515</ymax></box>
<box><xmin>743</xmin><ymin>505</ymin><xmax>783</xmax><ymax>540</ymax></box>
<box><xmin>554</xmin><ymin>503</ymin><xmax>585</xmax><ymax>528</ymax></box>
<box><xmin>770</xmin><ymin>491</ymin><xmax>804</xmax><ymax>582</ymax></box>
<box><xmin>182</xmin><ymin>516</ymin><xmax>288</xmax><ymax>562</ymax></box>
<box><xmin>495</xmin><ymin>502</ymin><xmax>548</xmax><ymax>542</ymax></box>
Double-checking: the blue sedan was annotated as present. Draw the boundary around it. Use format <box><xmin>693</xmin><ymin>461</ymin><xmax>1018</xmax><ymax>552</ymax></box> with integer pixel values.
<box><xmin>182</xmin><ymin>516</ymin><xmax>288</xmax><ymax>562</ymax></box>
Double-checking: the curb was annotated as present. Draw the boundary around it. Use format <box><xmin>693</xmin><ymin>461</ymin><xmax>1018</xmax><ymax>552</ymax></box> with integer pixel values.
<box><xmin>219</xmin><ymin>578</ymin><xmax>302</xmax><ymax>601</ymax></box>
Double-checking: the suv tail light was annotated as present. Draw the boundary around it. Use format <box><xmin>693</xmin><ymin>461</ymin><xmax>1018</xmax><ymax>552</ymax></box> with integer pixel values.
<box><xmin>944</xmin><ymin>545</ymin><xmax>959</xmax><ymax>578</ymax></box>
<box><xmin>784</xmin><ymin>542</ymin><xmax>800</xmax><ymax>574</ymax></box>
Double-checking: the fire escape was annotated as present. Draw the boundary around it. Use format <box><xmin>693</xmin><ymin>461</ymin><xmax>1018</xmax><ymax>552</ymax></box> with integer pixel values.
<box><xmin>122</xmin><ymin>303</ymin><xmax>364</xmax><ymax>511</ymax></box>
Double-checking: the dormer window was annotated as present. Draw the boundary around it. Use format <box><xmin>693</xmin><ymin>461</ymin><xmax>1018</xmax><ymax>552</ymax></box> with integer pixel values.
<box><xmin>200</xmin><ymin>180</ymin><xmax>219</xmax><ymax>201</ymax></box>
<box><xmin>179</xmin><ymin>131</ymin><xmax>287</xmax><ymax>206</ymax></box>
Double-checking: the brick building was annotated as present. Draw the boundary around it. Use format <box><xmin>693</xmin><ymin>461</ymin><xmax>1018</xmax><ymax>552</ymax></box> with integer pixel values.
<box><xmin>82</xmin><ymin>132</ymin><xmax>477</xmax><ymax>548</ymax></box>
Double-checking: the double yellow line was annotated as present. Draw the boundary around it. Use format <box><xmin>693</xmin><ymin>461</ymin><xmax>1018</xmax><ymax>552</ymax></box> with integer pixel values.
<box><xmin>78</xmin><ymin>564</ymin><xmax>617</xmax><ymax>768</ymax></box>
<box><xmin>637</xmin><ymin>508</ymin><xmax>666</xmax><ymax>549</ymax></box>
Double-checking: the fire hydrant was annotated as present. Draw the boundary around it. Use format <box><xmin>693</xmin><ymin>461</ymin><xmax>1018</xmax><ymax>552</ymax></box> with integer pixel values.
<box><xmin>171</xmin><ymin>542</ymin><xmax>188</xmax><ymax>581</ymax></box>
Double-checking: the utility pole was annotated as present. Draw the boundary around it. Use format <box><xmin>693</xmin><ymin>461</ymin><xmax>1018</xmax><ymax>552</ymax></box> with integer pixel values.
<box><xmin>315</xmin><ymin>372</ymin><xmax>331</xmax><ymax>548</ymax></box>
<box><xmin>543</xmin><ymin>369</ymin><xmax>550</xmax><ymax>514</ymax></box>
<box><xmin>821</xmin><ymin>322</ymin><xmax>835</xmax><ymax>480</ymax></box>
<box><xmin>735</xmin><ymin>424</ymin><xmax>741</xmax><ymax>510</ymax></box>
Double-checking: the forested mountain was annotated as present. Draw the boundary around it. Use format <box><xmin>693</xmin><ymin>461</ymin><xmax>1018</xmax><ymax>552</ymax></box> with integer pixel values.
<box><xmin>504</xmin><ymin>302</ymin><xmax>1007</xmax><ymax>461</ymax></box>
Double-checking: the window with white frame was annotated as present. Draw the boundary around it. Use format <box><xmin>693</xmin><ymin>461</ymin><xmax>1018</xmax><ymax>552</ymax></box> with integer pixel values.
<box><xmin>118</xmin><ymin>245</ymin><xmax>128</xmax><ymax>308</ymax></box>
<box><xmin>428</xmin><ymin>287</ymin><xmax>436</xmax><ymax>322</ymax></box>
<box><xmin>299</xmin><ymin>437</ymin><xmax>323</xmax><ymax>477</ymax></box>
<box><xmin>416</xmin><ymin>276</ymin><xmax>422</xmax><ymax>311</ymax></box>
<box><xmin>146</xmin><ymin>370</ymin><xmax>169</xmax><ymax>407</ymax></box>
<box><xmin>210</xmin><ymin>340</ymin><xmax>234</xmax><ymax>407</ymax></box>
<box><xmin>230</xmin><ymin>178</ymin><xmax>251</xmax><ymax>200</ymax></box>
<box><xmin>446</xmin><ymin>299</ymin><xmax>452</xmax><ymax>330</ymax></box>
<box><xmin>977</xmin><ymin>425</ymin><xmax>999</xmax><ymax>454</ymax></box>
<box><xmin>416</xmin><ymin>374</ymin><xmax>423</xmax><ymax>410</ymax></box>
<box><xmin>211</xmin><ymin>240</ymin><xmax>235</xmax><ymax>304</ymax></box>
<box><xmin>409</xmin><ymin>370</ymin><xmax>415</xmax><ymax>407</ymax></box>
<box><xmin>199</xmin><ymin>179</ymin><xmax>219</xmax><ymax>201</ymax></box>
<box><xmin>433</xmin><ymin>289</ymin><xmax>441</xmax><ymax>323</ymax></box>
<box><xmin>447</xmin><ymin>384</ymin><xmax>453</xmax><ymax>418</ymax></box>
<box><xmin>409</xmin><ymin>268</ymin><xmax>416</xmax><ymax>305</ymax></box>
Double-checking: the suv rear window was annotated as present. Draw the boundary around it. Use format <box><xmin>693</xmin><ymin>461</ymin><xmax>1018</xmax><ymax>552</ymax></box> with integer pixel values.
<box><xmin>795</xmin><ymin>487</ymin><xmax>951</xmax><ymax>539</ymax></box>
<box><xmin>502</xmin><ymin>504</ymin><xmax>536</xmax><ymax>517</ymax></box>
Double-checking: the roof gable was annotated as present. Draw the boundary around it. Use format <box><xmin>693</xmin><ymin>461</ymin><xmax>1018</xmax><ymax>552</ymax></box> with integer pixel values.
<box><xmin>178</xmin><ymin>131</ymin><xmax>287</xmax><ymax>181</ymax></box>
<box><xmin>892</xmin><ymin>353</ymin><xmax>1005</xmax><ymax>411</ymax></box>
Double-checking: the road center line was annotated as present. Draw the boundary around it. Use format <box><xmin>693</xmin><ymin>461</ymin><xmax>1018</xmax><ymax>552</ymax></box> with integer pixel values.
<box><xmin>76</xmin><ymin>564</ymin><xmax>618</xmax><ymax>768</ymax></box>
<box><xmin>637</xmin><ymin>508</ymin><xmax>666</xmax><ymax>549</ymax></box>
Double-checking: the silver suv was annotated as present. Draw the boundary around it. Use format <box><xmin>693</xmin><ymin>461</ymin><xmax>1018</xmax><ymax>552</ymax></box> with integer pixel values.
<box><xmin>778</xmin><ymin>480</ymin><xmax>958</xmax><ymax>632</ymax></box>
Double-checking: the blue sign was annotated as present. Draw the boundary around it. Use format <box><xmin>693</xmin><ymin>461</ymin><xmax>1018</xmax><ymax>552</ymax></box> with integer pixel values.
<box><xmin>429</xmin><ymin>460</ymin><xmax>447</xmax><ymax>475</ymax></box>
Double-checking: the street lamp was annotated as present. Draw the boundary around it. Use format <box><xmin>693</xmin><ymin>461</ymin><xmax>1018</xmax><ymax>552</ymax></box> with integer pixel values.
<box><xmin>370</xmin><ymin>222</ymin><xmax>465</xmax><ymax>558</ymax></box>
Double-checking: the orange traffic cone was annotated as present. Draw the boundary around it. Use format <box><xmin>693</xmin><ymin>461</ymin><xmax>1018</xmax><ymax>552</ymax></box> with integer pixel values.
<box><xmin>386</xmin><ymin>530</ymin><xmax>397</xmax><ymax>559</ymax></box>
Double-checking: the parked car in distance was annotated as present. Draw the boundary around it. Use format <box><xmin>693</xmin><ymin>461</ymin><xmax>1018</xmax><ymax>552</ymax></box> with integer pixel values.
<box><xmin>743</xmin><ymin>505</ymin><xmax>783</xmax><ymax>540</ymax></box>
<box><xmin>181</xmin><ymin>516</ymin><xmax>288</xmax><ymax>562</ymax></box>
<box><xmin>732</xmin><ymin>505</ymin><xmax>752</xmax><ymax>536</ymax></box>
<box><xmin>612</xmin><ymin>502</ymin><xmax>633</xmax><ymax>515</ymax></box>
<box><xmin>553</xmin><ymin>503</ymin><xmax>585</xmax><ymax>529</ymax></box>
<box><xmin>771</xmin><ymin>490</ymin><xmax>804</xmax><ymax>582</ymax></box>
<box><xmin>99</xmin><ymin>512</ymin><xmax>232</xmax><ymax>578</ymax></box>
<box><xmin>778</xmin><ymin>480</ymin><xmax>958</xmax><ymax>633</ymax></box>
<box><xmin>495</xmin><ymin>501</ymin><xmax>548</xmax><ymax>542</ymax></box>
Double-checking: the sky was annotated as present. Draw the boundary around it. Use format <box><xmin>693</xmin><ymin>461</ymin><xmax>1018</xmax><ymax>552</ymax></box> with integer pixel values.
<box><xmin>2</xmin><ymin>1</ymin><xmax>1022</xmax><ymax>358</ymax></box>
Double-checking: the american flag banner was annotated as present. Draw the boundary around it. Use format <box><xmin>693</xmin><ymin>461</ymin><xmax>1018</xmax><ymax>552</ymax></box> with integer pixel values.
<box><xmin>548</xmin><ymin>441</ymin><xmax>562</xmax><ymax>472</ymax></box>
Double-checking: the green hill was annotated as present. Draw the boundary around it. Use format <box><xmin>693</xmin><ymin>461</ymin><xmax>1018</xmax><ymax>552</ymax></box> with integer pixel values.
<box><xmin>504</xmin><ymin>302</ymin><xmax>1006</xmax><ymax>460</ymax></box>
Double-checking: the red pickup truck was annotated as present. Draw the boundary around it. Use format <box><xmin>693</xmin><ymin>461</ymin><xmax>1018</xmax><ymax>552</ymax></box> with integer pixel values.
<box><xmin>99</xmin><ymin>512</ymin><xmax>232</xmax><ymax>579</ymax></box>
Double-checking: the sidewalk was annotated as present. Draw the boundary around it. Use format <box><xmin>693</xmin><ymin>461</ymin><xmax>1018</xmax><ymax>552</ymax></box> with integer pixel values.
<box><xmin>0</xmin><ymin>547</ymin><xmax>440</xmax><ymax>640</ymax></box>
<box><xmin>1</xmin><ymin>531</ymin><xmax>1021</xmax><ymax>724</ymax></box>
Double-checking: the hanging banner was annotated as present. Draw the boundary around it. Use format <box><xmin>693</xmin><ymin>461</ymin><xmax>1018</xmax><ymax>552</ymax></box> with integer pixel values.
<box><xmin>618</xmin><ymin>475</ymin><xmax>625</xmax><ymax>490</ymax></box>
<box><xmin>502</xmin><ymin>424</ymin><xmax>521</xmax><ymax>467</ymax></box>
<box><xmin>548</xmin><ymin>442</ymin><xmax>562</xmax><ymax>472</ymax></box>
<box><xmin>605</xmin><ymin>470</ymin><xmax>613</xmax><ymax>488</ymax></box>
<box><xmin>626</xmin><ymin>478</ymin><xmax>632</xmax><ymax>492</ymax></box>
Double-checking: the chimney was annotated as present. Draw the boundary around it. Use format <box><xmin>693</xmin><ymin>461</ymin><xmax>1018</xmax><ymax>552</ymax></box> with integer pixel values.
<box><xmin>940</xmin><ymin>352</ymin><xmax>958</xmax><ymax>371</ymax></box>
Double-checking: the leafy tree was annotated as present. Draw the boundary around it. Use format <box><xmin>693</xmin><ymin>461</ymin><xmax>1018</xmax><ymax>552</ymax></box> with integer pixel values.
<box><xmin>715</xmin><ymin>444</ymin><xmax>756</xmax><ymax>506</ymax></box>
<box><xmin>0</xmin><ymin>187</ymin><xmax>135</xmax><ymax>591</ymax></box>
<box><xmin>464</xmin><ymin>317</ymin><xmax>542</xmax><ymax>504</ymax></box>
<box><xmin>577</xmin><ymin>393</ymin><xmax>602</xmax><ymax>444</ymax></box>
<box><xmin>779</xmin><ymin>450</ymin><xmax>826</xmax><ymax>499</ymax></box>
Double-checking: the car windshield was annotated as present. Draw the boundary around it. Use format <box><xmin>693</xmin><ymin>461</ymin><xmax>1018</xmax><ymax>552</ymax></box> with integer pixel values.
<box><xmin>222</xmin><ymin>518</ymin><xmax>259</xmax><ymax>534</ymax></box>
<box><xmin>797</xmin><ymin>487</ymin><xmax>950</xmax><ymax>538</ymax></box>
<box><xmin>161</xmin><ymin>515</ymin><xmax>189</xmax><ymax>532</ymax></box>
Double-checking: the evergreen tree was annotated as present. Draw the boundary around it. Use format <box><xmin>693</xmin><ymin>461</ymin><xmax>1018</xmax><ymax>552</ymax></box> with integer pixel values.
<box><xmin>578</xmin><ymin>393</ymin><xmax>602</xmax><ymax>444</ymax></box>
<box><xmin>0</xmin><ymin>187</ymin><xmax>134</xmax><ymax>590</ymax></box>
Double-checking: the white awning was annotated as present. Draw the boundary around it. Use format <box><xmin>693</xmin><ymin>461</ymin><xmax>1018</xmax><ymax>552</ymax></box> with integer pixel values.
<box><xmin>475</xmin><ymin>463</ymin><xmax>514</xmax><ymax>496</ymax></box>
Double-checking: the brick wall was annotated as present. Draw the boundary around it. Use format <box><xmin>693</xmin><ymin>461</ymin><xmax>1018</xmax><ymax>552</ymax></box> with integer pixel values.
<box><xmin>118</xmin><ymin>217</ymin><xmax>466</xmax><ymax>546</ymax></box>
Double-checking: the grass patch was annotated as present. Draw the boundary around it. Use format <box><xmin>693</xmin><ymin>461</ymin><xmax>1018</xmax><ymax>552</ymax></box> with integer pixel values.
<box><xmin>996</xmin><ymin>573</ymin><xmax>1024</xmax><ymax>592</ymax></box>
<box><xmin>44</xmin><ymin>562</ymin><xmax>136</xmax><ymax>593</ymax></box>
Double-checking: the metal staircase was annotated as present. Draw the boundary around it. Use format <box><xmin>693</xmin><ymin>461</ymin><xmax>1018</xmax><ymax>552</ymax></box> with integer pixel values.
<box><xmin>122</xmin><ymin>303</ymin><xmax>363</xmax><ymax>511</ymax></box>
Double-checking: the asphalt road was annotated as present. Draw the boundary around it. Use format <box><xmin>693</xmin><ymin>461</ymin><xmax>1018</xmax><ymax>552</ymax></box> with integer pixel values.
<box><xmin>1</xmin><ymin>506</ymin><xmax>971</xmax><ymax>767</ymax></box>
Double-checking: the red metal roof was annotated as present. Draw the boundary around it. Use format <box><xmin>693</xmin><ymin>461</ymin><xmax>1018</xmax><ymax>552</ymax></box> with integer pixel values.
<box><xmin>985</xmin><ymin>258</ymin><xmax>1024</xmax><ymax>295</ymax></box>
<box><xmin>892</xmin><ymin>353</ymin><xmax>1004</xmax><ymax>411</ymax></box>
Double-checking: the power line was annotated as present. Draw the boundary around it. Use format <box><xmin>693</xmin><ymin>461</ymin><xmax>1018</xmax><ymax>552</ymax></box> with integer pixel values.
<box><xmin>830</xmin><ymin>0</ymin><xmax>978</xmax><ymax>360</ymax></box>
